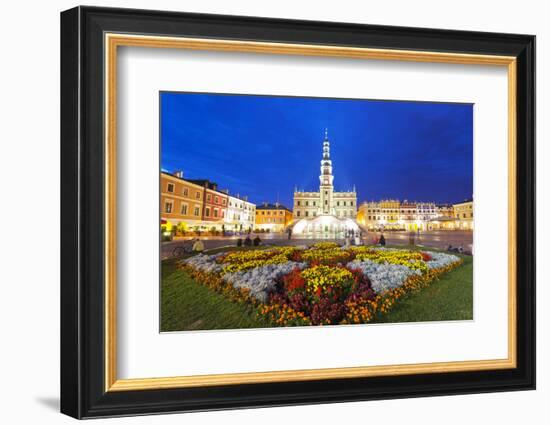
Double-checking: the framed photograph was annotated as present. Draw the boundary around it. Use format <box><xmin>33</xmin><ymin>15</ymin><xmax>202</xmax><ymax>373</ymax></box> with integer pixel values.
<box><xmin>60</xmin><ymin>6</ymin><xmax>535</xmax><ymax>419</ymax></box>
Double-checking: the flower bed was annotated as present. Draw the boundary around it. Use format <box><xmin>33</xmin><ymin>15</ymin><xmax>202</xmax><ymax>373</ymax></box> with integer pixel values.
<box><xmin>179</xmin><ymin>245</ymin><xmax>462</xmax><ymax>326</ymax></box>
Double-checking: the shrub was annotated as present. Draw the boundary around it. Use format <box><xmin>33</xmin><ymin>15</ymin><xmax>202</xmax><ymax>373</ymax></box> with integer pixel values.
<box><xmin>311</xmin><ymin>241</ymin><xmax>340</xmax><ymax>250</ymax></box>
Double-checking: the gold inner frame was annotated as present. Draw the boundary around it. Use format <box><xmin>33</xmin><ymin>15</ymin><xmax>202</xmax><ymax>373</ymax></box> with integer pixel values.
<box><xmin>104</xmin><ymin>33</ymin><xmax>517</xmax><ymax>392</ymax></box>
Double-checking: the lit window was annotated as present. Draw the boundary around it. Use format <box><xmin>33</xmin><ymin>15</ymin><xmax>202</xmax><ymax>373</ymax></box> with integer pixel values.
<box><xmin>165</xmin><ymin>201</ymin><xmax>173</xmax><ymax>213</ymax></box>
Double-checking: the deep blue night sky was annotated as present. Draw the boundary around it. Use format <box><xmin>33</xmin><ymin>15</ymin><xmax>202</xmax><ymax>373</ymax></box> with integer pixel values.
<box><xmin>161</xmin><ymin>92</ymin><xmax>473</xmax><ymax>207</ymax></box>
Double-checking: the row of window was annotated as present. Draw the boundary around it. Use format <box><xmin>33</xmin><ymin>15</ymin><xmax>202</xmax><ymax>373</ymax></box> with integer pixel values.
<box><xmin>166</xmin><ymin>182</ymin><xmax>245</xmax><ymax>208</ymax></box>
<box><xmin>205</xmin><ymin>193</ymin><xmax>226</xmax><ymax>206</ymax></box>
<box><xmin>205</xmin><ymin>206</ymin><xmax>223</xmax><ymax>219</ymax></box>
<box><xmin>367</xmin><ymin>215</ymin><xmax>427</xmax><ymax>221</ymax></box>
<box><xmin>365</xmin><ymin>213</ymin><xmax>471</xmax><ymax>221</ymax></box>
<box><xmin>164</xmin><ymin>200</ymin><xmax>201</xmax><ymax>217</ymax></box>
<box><xmin>165</xmin><ymin>198</ymin><xmax>259</xmax><ymax>219</ymax></box>
<box><xmin>295</xmin><ymin>210</ymin><xmax>355</xmax><ymax>218</ymax></box>
<box><xmin>228</xmin><ymin>201</ymin><xmax>254</xmax><ymax>211</ymax></box>
<box><xmin>163</xmin><ymin>201</ymin><xmax>223</xmax><ymax>219</ymax></box>
<box><xmin>261</xmin><ymin>217</ymin><xmax>286</xmax><ymax>223</ymax></box>
<box><xmin>366</xmin><ymin>209</ymin><xmax>436</xmax><ymax>214</ymax></box>
<box><xmin>257</xmin><ymin>210</ymin><xmax>286</xmax><ymax>216</ymax></box>
<box><xmin>166</xmin><ymin>182</ymin><xmax>202</xmax><ymax>200</ymax></box>
<box><xmin>296</xmin><ymin>200</ymin><xmax>355</xmax><ymax>207</ymax></box>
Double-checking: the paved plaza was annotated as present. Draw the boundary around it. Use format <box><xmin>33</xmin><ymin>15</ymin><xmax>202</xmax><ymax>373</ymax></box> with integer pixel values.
<box><xmin>161</xmin><ymin>230</ymin><xmax>473</xmax><ymax>259</ymax></box>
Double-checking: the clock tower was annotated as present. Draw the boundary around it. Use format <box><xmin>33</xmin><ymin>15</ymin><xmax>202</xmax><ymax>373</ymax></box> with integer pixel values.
<box><xmin>319</xmin><ymin>129</ymin><xmax>334</xmax><ymax>215</ymax></box>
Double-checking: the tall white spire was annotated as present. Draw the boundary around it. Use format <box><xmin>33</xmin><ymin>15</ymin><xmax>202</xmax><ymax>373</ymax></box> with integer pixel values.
<box><xmin>319</xmin><ymin>129</ymin><xmax>334</xmax><ymax>214</ymax></box>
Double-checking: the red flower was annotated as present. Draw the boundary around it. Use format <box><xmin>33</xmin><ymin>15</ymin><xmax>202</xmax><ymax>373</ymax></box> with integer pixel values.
<box><xmin>420</xmin><ymin>252</ymin><xmax>432</xmax><ymax>261</ymax></box>
<box><xmin>284</xmin><ymin>268</ymin><xmax>306</xmax><ymax>292</ymax></box>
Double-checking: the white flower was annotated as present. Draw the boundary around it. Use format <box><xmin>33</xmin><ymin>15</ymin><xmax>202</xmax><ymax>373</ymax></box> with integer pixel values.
<box><xmin>182</xmin><ymin>253</ymin><xmax>224</xmax><ymax>274</ymax></box>
<box><xmin>426</xmin><ymin>252</ymin><xmax>461</xmax><ymax>269</ymax></box>
<box><xmin>346</xmin><ymin>259</ymin><xmax>416</xmax><ymax>293</ymax></box>
<box><xmin>223</xmin><ymin>261</ymin><xmax>307</xmax><ymax>302</ymax></box>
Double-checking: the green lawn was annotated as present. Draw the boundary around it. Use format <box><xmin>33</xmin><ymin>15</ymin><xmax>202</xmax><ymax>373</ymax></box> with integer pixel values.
<box><xmin>160</xmin><ymin>245</ymin><xmax>473</xmax><ymax>331</ymax></box>
<box><xmin>161</xmin><ymin>259</ymin><xmax>267</xmax><ymax>332</ymax></box>
<box><xmin>372</xmin><ymin>254</ymin><xmax>473</xmax><ymax>323</ymax></box>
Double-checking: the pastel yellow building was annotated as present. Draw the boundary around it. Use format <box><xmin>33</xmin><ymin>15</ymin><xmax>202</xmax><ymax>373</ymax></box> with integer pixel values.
<box><xmin>255</xmin><ymin>202</ymin><xmax>293</xmax><ymax>232</ymax></box>
<box><xmin>453</xmin><ymin>199</ymin><xmax>474</xmax><ymax>230</ymax></box>
<box><xmin>358</xmin><ymin>198</ymin><xmax>473</xmax><ymax>231</ymax></box>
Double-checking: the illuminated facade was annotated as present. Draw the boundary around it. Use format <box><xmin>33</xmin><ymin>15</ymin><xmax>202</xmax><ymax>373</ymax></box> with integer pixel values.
<box><xmin>226</xmin><ymin>194</ymin><xmax>256</xmax><ymax>232</ymax></box>
<box><xmin>357</xmin><ymin>199</ymin><xmax>474</xmax><ymax>231</ymax></box>
<box><xmin>293</xmin><ymin>130</ymin><xmax>357</xmax><ymax>220</ymax></box>
<box><xmin>452</xmin><ymin>199</ymin><xmax>474</xmax><ymax>230</ymax></box>
<box><xmin>255</xmin><ymin>203</ymin><xmax>293</xmax><ymax>232</ymax></box>
<box><xmin>161</xmin><ymin>171</ymin><xmax>256</xmax><ymax>232</ymax></box>
<box><xmin>291</xmin><ymin>130</ymin><xmax>360</xmax><ymax>237</ymax></box>
<box><xmin>160</xmin><ymin>172</ymin><xmax>204</xmax><ymax>229</ymax></box>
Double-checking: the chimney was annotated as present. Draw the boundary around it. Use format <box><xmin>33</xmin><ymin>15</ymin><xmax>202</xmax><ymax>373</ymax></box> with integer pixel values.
<box><xmin>174</xmin><ymin>170</ymin><xmax>184</xmax><ymax>178</ymax></box>
<box><xmin>243</xmin><ymin>196</ymin><xmax>248</xmax><ymax>201</ymax></box>
<box><xmin>212</xmin><ymin>183</ymin><xmax>217</xmax><ymax>191</ymax></box>
<box><xmin>263</xmin><ymin>202</ymin><xmax>268</xmax><ymax>207</ymax></box>
<box><xmin>275</xmin><ymin>201</ymin><xmax>279</xmax><ymax>208</ymax></box>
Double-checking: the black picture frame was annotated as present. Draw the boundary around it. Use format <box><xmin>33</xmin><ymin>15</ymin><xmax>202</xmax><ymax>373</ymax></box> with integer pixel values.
<box><xmin>61</xmin><ymin>5</ymin><xmax>535</xmax><ymax>419</ymax></box>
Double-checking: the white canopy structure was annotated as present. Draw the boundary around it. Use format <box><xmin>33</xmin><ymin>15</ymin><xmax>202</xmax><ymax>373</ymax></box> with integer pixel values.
<box><xmin>292</xmin><ymin>214</ymin><xmax>360</xmax><ymax>236</ymax></box>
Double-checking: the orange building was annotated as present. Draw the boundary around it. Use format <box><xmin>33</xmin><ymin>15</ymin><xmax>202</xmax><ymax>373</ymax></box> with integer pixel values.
<box><xmin>255</xmin><ymin>202</ymin><xmax>293</xmax><ymax>232</ymax></box>
<box><xmin>160</xmin><ymin>171</ymin><xmax>204</xmax><ymax>230</ymax></box>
